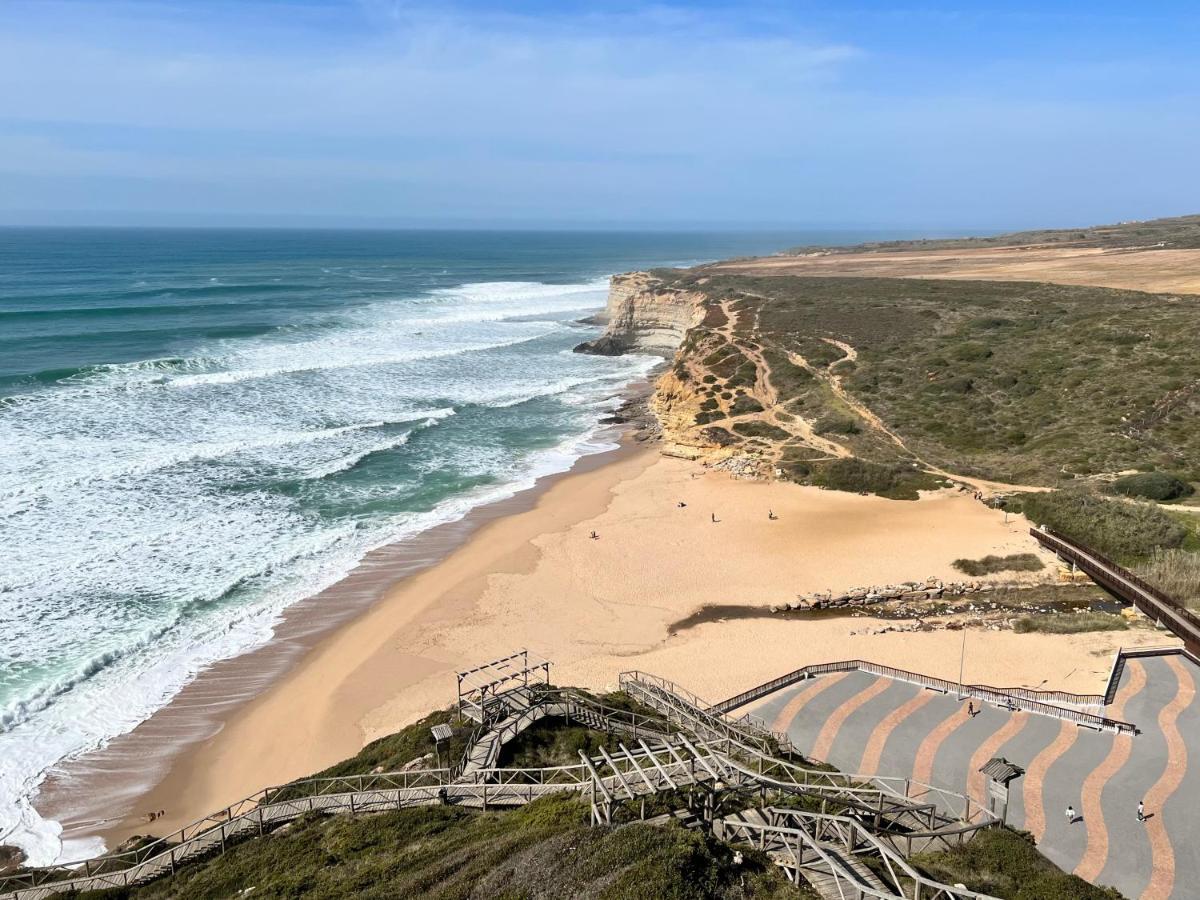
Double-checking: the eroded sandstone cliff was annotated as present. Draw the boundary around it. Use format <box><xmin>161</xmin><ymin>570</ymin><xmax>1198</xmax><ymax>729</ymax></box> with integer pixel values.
<box><xmin>573</xmin><ymin>272</ymin><xmax>704</xmax><ymax>356</ymax></box>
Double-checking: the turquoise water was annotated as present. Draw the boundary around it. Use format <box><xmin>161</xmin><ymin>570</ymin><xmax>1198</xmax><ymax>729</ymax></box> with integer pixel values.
<box><xmin>0</xmin><ymin>227</ymin><xmax>875</xmax><ymax>861</ymax></box>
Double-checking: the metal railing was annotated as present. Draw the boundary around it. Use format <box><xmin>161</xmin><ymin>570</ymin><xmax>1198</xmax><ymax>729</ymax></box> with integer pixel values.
<box><xmin>710</xmin><ymin>658</ymin><xmax>1134</xmax><ymax>734</ymax></box>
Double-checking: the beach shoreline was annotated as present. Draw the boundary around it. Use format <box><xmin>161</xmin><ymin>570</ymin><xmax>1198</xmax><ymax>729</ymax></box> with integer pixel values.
<box><xmin>37</xmin><ymin>407</ymin><xmax>1173</xmax><ymax>857</ymax></box>
<box><xmin>32</xmin><ymin>381</ymin><xmax>660</xmax><ymax>860</ymax></box>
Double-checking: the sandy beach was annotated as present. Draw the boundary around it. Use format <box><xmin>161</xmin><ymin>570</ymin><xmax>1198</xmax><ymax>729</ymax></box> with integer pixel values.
<box><xmin>43</xmin><ymin>433</ymin><xmax>1172</xmax><ymax>854</ymax></box>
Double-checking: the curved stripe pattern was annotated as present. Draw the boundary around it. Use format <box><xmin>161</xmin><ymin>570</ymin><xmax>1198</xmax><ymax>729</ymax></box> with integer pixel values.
<box><xmin>857</xmin><ymin>689</ymin><xmax>936</xmax><ymax>777</ymax></box>
<box><xmin>912</xmin><ymin>702</ymin><xmax>969</xmax><ymax>787</ymax></box>
<box><xmin>810</xmin><ymin>677</ymin><xmax>892</xmax><ymax>763</ymax></box>
<box><xmin>769</xmin><ymin>672</ymin><xmax>849</xmax><ymax>735</ymax></box>
<box><xmin>1075</xmin><ymin>661</ymin><xmax>1147</xmax><ymax>883</ymax></box>
<box><xmin>1023</xmin><ymin>720</ymin><xmax>1079</xmax><ymax>842</ymax></box>
<box><xmin>967</xmin><ymin>712</ymin><xmax>1028</xmax><ymax>807</ymax></box>
<box><xmin>1140</xmin><ymin>656</ymin><xmax>1195</xmax><ymax>900</ymax></box>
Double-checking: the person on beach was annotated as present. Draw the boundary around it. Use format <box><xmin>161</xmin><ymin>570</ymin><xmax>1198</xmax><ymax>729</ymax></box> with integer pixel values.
<box><xmin>589</xmin><ymin>531</ymin><xmax>598</xmax><ymax>540</ymax></box>
<box><xmin>711</xmin><ymin>513</ymin><xmax>718</xmax><ymax>523</ymax></box>
<box><xmin>768</xmin><ymin>509</ymin><xmax>777</xmax><ymax>520</ymax></box>
<box><xmin>677</xmin><ymin>501</ymin><xmax>687</xmax><ymax>508</ymax></box>
<box><xmin>1065</xmin><ymin>805</ymin><xmax>1076</xmax><ymax>825</ymax></box>
<box><xmin>1138</xmin><ymin>800</ymin><xmax>1145</xmax><ymax>822</ymax></box>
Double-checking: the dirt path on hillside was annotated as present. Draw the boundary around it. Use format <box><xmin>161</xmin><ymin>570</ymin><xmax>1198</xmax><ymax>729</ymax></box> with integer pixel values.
<box><xmin>791</xmin><ymin>338</ymin><xmax>1048</xmax><ymax>496</ymax></box>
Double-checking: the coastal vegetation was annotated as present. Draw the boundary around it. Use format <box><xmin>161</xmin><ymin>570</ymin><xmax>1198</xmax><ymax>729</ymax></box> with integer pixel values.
<box><xmin>1134</xmin><ymin>549</ymin><xmax>1200</xmax><ymax>610</ymax></box>
<box><xmin>1007</xmin><ymin>491</ymin><xmax>1189</xmax><ymax>563</ymax></box>
<box><xmin>1012</xmin><ymin>612</ymin><xmax>1129</xmax><ymax>635</ymax></box>
<box><xmin>51</xmin><ymin>698</ymin><xmax>1102</xmax><ymax>899</ymax></box>
<box><xmin>1110</xmin><ymin>471</ymin><xmax>1195</xmax><ymax>502</ymax></box>
<box><xmin>654</xmin><ymin>272</ymin><xmax>1200</xmax><ymax>487</ymax></box>
<box><xmin>82</xmin><ymin>797</ymin><xmax>795</xmax><ymax>900</ymax></box>
<box><xmin>785</xmin><ymin>213</ymin><xmax>1200</xmax><ymax>255</ymax></box>
<box><xmin>780</xmin><ymin>456</ymin><xmax>943</xmax><ymax>501</ymax></box>
<box><xmin>912</xmin><ymin>826</ymin><xmax>1123</xmax><ymax>899</ymax></box>
<box><xmin>952</xmin><ymin>553</ymin><xmax>1045</xmax><ymax>577</ymax></box>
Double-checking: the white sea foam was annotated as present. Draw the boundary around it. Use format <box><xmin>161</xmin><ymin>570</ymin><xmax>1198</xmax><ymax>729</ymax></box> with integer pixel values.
<box><xmin>0</xmin><ymin>274</ymin><xmax>655</xmax><ymax>866</ymax></box>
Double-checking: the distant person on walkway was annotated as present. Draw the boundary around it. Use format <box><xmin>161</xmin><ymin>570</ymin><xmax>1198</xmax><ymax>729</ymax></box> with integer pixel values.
<box><xmin>967</xmin><ymin>701</ymin><xmax>975</xmax><ymax>717</ymax></box>
<box><xmin>1137</xmin><ymin>800</ymin><xmax>1145</xmax><ymax>822</ymax></box>
<box><xmin>1066</xmin><ymin>805</ymin><xmax>1076</xmax><ymax>825</ymax></box>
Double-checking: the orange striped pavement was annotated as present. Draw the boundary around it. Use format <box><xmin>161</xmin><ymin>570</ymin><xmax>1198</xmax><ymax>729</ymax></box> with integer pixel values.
<box><xmin>1023</xmin><ymin>720</ymin><xmax>1079</xmax><ymax>842</ymax></box>
<box><xmin>967</xmin><ymin>712</ymin><xmax>1029</xmax><ymax>807</ymax></box>
<box><xmin>912</xmin><ymin>701</ymin><xmax>970</xmax><ymax>787</ymax></box>
<box><xmin>857</xmin><ymin>689</ymin><xmax>937</xmax><ymax>776</ymax></box>
<box><xmin>1140</xmin><ymin>656</ymin><xmax>1195</xmax><ymax>900</ymax></box>
<box><xmin>1074</xmin><ymin>661</ymin><xmax>1148</xmax><ymax>883</ymax></box>
<box><xmin>809</xmin><ymin>676</ymin><xmax>892</xmax><ymax>762</ymax></box>
<box><xmin>768</xmin><ymin>672</ymin><xmax>850</xmax><ymax>735</ymax></box>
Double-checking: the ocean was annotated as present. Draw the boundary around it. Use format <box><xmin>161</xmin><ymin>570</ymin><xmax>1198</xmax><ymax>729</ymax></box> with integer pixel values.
<box><xmin>0</xmin><ymin>227</ymin><xmax>872</xmax><ymax>863</ymax></box>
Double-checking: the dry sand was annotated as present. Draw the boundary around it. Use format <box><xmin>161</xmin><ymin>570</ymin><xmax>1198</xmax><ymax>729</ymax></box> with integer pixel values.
<box><xmin>67</xmin><ymin>443</ymin><xmax>1171</xmax><ymax>851</ymax></box>
<box><xmin>711</xmin><ymin>245</ymin><xmax>1200</xmax><ymax>295</ymax></box>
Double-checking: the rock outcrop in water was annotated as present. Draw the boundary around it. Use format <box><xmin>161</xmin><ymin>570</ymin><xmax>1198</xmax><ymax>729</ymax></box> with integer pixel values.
<box><xmin>573</xmin><ymin>272</ymin><xmax>702</xmax><ymax>357</ymax></box>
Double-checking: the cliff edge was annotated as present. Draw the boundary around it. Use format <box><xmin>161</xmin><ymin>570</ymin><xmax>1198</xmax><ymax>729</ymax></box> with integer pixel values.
<box><xmin>573</xmin><ymin>272</ymin><xmax>703</xmax><ymax>356</ymax></box>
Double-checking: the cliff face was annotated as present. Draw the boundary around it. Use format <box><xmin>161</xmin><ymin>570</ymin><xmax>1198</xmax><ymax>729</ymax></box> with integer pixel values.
<box><xmin>575</xmin><ymin>272</ymin><xmax>773</xmax><ymax>470</ymax></box>
<box><xmin>574</xmin><ymin>272</ymin><xmax>704</xmax><ymax>356</ymax></box>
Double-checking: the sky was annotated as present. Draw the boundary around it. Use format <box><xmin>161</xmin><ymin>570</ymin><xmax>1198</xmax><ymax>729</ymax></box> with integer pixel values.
<box><xmin>0</xmin><ymin>0</ymin><xmax>1198</xmax><ymax>230</ymax></box>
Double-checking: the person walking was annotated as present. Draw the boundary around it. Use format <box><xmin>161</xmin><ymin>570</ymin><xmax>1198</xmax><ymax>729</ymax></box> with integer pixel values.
<box><xmin>1137</xmin><ymin>800</ymin><xmax>1145</xmax><ymax>822</ymax></box>
<box><xmin>967</xmin><ymin>700</ymin><xmax>975</xmax><ymax>717</ymax></box>
<box><xmin>1065</xmin><ymin>805</ymin><xmax>1076</xmax><ymax>825</ymax></box>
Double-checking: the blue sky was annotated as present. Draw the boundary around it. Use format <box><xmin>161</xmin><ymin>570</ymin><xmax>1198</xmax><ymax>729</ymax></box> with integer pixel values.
<box><xmin>1</xmin><ymin>0</ymin><xmax>1197</xmax><ymax>229</ymax></box>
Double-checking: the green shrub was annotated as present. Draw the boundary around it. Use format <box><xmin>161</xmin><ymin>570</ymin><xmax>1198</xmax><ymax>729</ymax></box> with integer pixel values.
<box><xmin>800</xmin><ymin>458</ymin><xmax>943</xmax><ymax>501</ymax></box>
<box><xmin>1013</xmin><ymin>612</ymin><xmax>1129</xmax><ymax>634</ymax></box>
<box><xmin>953</xmin><ymin>553</ymin><xmax>1045</xmax><ymax>576</ymax></box>
<box><xmin>731</xmin><ymin>421</ymin><xmax>791</xmax><ymax>441</ymax></box>
<box><xmin>913</xmin><ymin>826</ymin><xmax>1123</xmax><ymax>899</ymax></box>
<box><xmin>1111</xmin><ymin>472</ymin><xmax>1194</xmax><ymax>502</ymax></box>
<box><xmin>814</xmin><ymin>414</ymin><xmax>862</xmax><ymax>435</ymax></box>
<box><xmin>730</xmin><ymin>395</ymin><xmax>764</xmax><ymax>416</ymax></box>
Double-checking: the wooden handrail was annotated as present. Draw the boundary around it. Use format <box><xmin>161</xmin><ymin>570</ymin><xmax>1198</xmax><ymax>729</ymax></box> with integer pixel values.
<box><xmin>1031</xmin><ymin>527</ymin><xmax>1200</xmax><ymax>656</ymax></box>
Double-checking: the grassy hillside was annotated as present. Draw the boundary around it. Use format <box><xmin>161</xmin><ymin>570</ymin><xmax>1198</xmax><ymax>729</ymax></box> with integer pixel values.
<box><xmin>82</xmin><ymin>797</ymin><xmax>798</xmax><ymax>900</ymax></box>
<box><xmin>656</xmin><ymin>272</ymin><xmax>1200</xmax><ymax>487</ymax></box>
<box><xmin>785</xmin><ymin>214</ymin><xmax>1200</xmax><ymax>254</ymax></box>
<box><xmin>37</xmin><ymin>702</ymin><xmax>1122</xmax><ymax>899</ymax></box>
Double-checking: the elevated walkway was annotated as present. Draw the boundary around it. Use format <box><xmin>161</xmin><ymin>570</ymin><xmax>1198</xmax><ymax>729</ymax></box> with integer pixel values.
<box><xmin>2</xmin><ymin>664</ymin><xmax>1001</xmax><ymax>900</ymax></box>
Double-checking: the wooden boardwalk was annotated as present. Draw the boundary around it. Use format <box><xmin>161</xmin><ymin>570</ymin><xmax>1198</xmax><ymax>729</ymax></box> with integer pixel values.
<box><xmin>1030</xmin><ymin>526</ymin><xmax>1200</xmax><ymax>655</ymax></box>
<box><xmin>2</xmin><ymin>673</ymin><xmax>999</xmax><ymax>900</ymax></box>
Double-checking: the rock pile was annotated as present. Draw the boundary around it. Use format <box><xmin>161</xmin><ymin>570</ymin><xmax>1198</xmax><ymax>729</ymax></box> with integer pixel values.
<box><xmin>774</xmin><ymin>578</ymin><xmax>994</xmax><ymax>612</ymax></box>
<box><xmin>711</xmin><ymin>454</ymin><xmax>769</xmax><ymax>480</ymax></box>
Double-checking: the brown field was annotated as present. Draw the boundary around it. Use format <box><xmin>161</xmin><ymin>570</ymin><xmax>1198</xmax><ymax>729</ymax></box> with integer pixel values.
<box><xmin>710</xmin><ymin>245</ymin><xmax>1200</xmax><ymax>295</ymax></box>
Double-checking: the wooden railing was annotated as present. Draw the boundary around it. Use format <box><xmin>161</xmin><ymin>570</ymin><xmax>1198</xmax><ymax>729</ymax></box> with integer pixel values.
<box><xmin>1031</xmin><ymin>526</ymin><xmax>1200</xmax><ymax>656</ymax></box>
<box><xmin>619</xmin><ymin>672</ymin><xmax>1000</xmax><ymax>838</ymax></box>
<box><xmin>4</xmin><ymin>673</ymin><xmax>999</xmax><ymax>900</ymax></box>
<box><xmin>719</xmin><ymin>807</ymin><xmax>1001</xmax><ymax>899</ymax></box>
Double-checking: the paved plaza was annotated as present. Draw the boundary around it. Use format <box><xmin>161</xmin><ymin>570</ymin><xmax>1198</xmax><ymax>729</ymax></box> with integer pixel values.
<box><xmin>746</xmin><ymin>653</ymin><xmax>1198</xmax><ymax>899</ymax></box>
